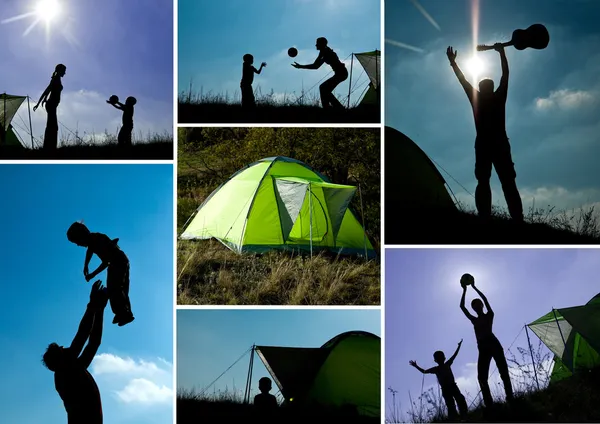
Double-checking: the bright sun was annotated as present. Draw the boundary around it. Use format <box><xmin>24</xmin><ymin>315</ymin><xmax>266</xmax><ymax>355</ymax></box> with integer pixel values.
<box><xmin>465</xmin><ymin>55</ymin><xmax>485</xmax><ymax>79</ymax></box>
<box><xmin>36</xmin><ymin>0</ymin><xmax>61</xmax><ymax>22</ymax></box>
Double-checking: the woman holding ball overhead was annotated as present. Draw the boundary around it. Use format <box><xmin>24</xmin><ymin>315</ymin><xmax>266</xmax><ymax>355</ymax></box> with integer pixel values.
<box><xmin>292</xmin><ymin>37</ymin><xmax>348</xmax><ymax>110</ymax></box>
<box><xmin>460</xmin><ymin>274</ymin><xmax>514</xmax><ymax>407</ymax></box>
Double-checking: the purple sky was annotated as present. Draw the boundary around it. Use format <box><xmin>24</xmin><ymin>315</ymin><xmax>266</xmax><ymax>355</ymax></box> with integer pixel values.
<box><xmin>385</xmin><ymin>248</ymin><xmax>599</xmax><ymax>420</ymax></box>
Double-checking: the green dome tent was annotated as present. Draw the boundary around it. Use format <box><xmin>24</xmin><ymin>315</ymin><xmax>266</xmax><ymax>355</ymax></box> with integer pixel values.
<box><xmin>255</xmin><ymin>331</ymin><xmax>380</xmax><ymax>417</ymax></box>
<box><xmin>180</xmin><ymin>156</ymin><xmax>376</xmax><ymax>258</ymax></box>
<box><xmin>528</xmin><ymin>292</ymin><xmax>600</xmax><ymax>383</ymax></box>
<box><xmin>385</xmin><ymin>126</ymin><xmax>456</xmax><ymax>214</ymax></box>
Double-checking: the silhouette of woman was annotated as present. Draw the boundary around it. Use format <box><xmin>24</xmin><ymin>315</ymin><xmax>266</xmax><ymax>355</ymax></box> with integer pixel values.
<box><xmin>460</xmin><ymin>279</ymin><xmax>514</xmax><ymax>407</ymax></box>
<box><xmin>292</xmin><ymin>37</ymin><xmax>348</xmax><ymax>109</ymax></box>
<box><xmin>33</xmin><ymin>63</ymin><xmax>66</xmax><ymax>150</ymax></box>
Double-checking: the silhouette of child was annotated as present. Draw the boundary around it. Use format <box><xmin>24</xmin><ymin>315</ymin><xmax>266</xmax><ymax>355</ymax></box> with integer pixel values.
<box><xmin>409</xmin><ymin>340</ymin><xmax>468</xmax><ymax>421</ymax></box>
<box><xmin>67</xmin><ymin>222</ymin><xmax>134</xmax><ymax>326</ymax></box>
<box><xmin>240</xmin><ymin>54</ymin><xmax>266</xmax><ymax>109</ymax></box>
<box><xmin>107</xmin><ymin>96</ymin><xmax>136</xmax><ymax>147</ymax></box>
<box><xmin>254</xmin><ymin>377</ymin><xmax>278</xmax><ymax>413</ymax></box>
<box><xmin>460</xmin><ymin>279</ymin><xmax>513</xmax><ymax>407</ymax></box>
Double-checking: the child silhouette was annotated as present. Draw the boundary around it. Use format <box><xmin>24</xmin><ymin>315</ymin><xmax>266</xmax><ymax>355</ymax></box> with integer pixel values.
<box><xmin>254</xmin><ymin>376</ymin><xmax>278</xmax><ymax>415</ymax></box>
<box><xmin>67</xmin><ymin>222</ymin><xmax>134</xmax><ymax>326</ymax></box>
<box><xmin>409</xmin><ymin>340</ymin><xmax>468</xmax><ymax>420</ymax></box>
<box><xmin>241</xmin><ymin>54</ymin><xmax>266</xmax><ymax>109</ymax></box>
<box><xmin>107</xmin><ymin>96</ymin><xmax>137</xmax><ymax>147</ymax></box>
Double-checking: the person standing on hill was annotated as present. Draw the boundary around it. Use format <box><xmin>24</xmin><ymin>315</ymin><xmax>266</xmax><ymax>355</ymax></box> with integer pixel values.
<box><xmin>447</xmin><ymin>45</ymin><xmax>523</xmax><ymax>222</ymax></box>
<box><xmin>33</xmin><ymin>63</ymin><xmax>67</xmax><ymax>151</ymax></box>
<box><xmin>292</xmin><ymin>37</ymin><xmax>348</xmax><ymax>110</ymax></box>
<box><xmin>241</xmin><ymin>54</ymin><xmax>266</xmax><ymax>109</ymax></box>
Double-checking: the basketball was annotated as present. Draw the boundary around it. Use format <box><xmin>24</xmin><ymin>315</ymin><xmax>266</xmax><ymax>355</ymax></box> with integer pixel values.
<box><xmin>288</xmin><ymin>47</ymin><xmax>298</xmax><ymax>58</ymax></box>
<box><xmin>460</xmin><ymin>273</ymin><xmax>474</xmax><ymax>288</ymax></box>
<box><xmin>109</xmin><ymin>95</ymin><xmax>119</xmax><ymax>104</ymax></box>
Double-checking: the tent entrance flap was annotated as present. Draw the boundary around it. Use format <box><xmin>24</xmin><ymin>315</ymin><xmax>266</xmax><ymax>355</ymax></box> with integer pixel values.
<box><xmin>273</xmin><ymin>178</ymin><xmax>308</xmax><ymax>243</ymax></box>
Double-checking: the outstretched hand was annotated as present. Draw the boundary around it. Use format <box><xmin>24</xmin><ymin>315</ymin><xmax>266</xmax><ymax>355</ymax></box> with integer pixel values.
<box><xmin>446</xmin><ymin>46</ymin><xmax>457</xmax><ymax>63</ymax></box>
<box><xmin>261</xmin><ymin>62</ymin><xmax>267</xmax><ymax>67</ymax></box>
<box><xmin>89</xmin><ymin>280</ymin><xmax>108</xmax><ymax>308</ymax></box>
<box><xmin>493</xmin><ymin>43</ymin><xmax>504</xmax><ymax>52</ymax></box>
<box><xmin>409</xmin><ymin>360</ymin><xmax>417</xmax><ymax>367</ymax></box>
<box><xmin>291</xmin><ymin>62</ymin><xmax>301</xmax><ymax>69</ymax></box>
<box><xmin>458</xmin><ymin>339</ymin><xmax>463</xmax><ymax>346</ymax></box>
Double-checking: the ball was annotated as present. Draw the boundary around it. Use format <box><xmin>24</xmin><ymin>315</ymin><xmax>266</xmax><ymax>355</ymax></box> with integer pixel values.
<box><xmin>109</xmin><ymin>95</ymin><xmax>119</xmax><ymax>104</ymax></box>
<box><xmin>460</xmin><ymin>273</ymin><xmax>474</xmax><ymax>288</ymax></box>
<box><xmin>288</xmin><ymin>47</ymin><xmax>298</xmax><ymax>58</ymax></box>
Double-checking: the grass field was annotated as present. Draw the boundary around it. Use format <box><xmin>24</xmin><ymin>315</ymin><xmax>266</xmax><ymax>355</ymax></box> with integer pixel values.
<box><xmin>0</xmin><ymin>132</ymin><xmax>173</xmax><ymax>160</ymax></box>
<box><xmin>177</xmin><ymin>127</ymin><xmax>380</xmax><ymax>305</ymax></box>
<box><xmin>178</xmin><ymin>388</ymin><xmax>380</xmax><ymax>424</ymax></box>
<box><xmin>178</xmin><ymin>88</ymin><xmax>380</xmax><ymax>124</ymax></box>
<box><xmin>385</xmin><ymin>203</ymin><xmax>600</xmax><ymax>244</ymax></box>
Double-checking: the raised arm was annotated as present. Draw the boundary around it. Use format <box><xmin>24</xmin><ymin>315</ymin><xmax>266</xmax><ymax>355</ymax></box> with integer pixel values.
<box><xmin>107</xmin><ymin>101</ymin><xmax>125</xmax><ymax>110</ymax></box>
<box><xmin>409</xmin><ymin>360</ymin><xmax>435</xmax><ymax>374</ymax></box>
<box><xmin>78</xmin><ymin>286</ymin><xmax>108</xmax><ymax>369</ymax></box>
<box><xmin>69</xmin><ymin>281</ymin><xmax>103</xmax><ymax>356</ymax></box>
<box><xmin>447</xmin><ymin>47</ymin><xmax>476</xmax><ymax>105</ymax></box>
<box><xmin>446</xmin><ymin>339</ymin><xmax>463</xmax><ymax>366</ymax></box>
<box><xmin>460</xmin><ymin>286</ymin><xmax>476</xmax><ymax>321</ymax></box>
<box><xmin>496</xmin><ymin>44</ymin><xmax>509</xmax><ymax>96</ymax></box>
<box><xmin>472</xmin><ymin>284</ymin><xmax>493</xmax><ymax>315</ymax></box>
<box><xmin>293</xmin><ymin>53</ymin><xmax>325</xmax><ymax>70</ymax></box>
<box><xmin>253</xmin><ymin>63</ymin><xmax>267</xmax><ymax>74</ymax></box>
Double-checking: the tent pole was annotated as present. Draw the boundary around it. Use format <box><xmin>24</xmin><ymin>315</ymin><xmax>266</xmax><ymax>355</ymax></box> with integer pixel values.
<box><xmin>525</xmin><ymin>324</ymin><xmax>541</xmax><ymax>391</ymax></box>
<box><xmin>358</xmin><ymin>183</ymin><xmax>368</xmax><ymax>260</ymax></box>
<box><xmin>244</xmin><ymin>345</ymin><xmax>255</xmax><ymax>404</ymax></box>
<box><xmin>27</xmin><ymin>96</ymin><xmax>34</xmax><ymax>149</ymax></box>
<box><xmin>309</xmin><ymin>184</ymin><xmax>313</xmax><ymax>258</ymax></box>
<box><xmin>376</xmin><ymin>49</ymin><xmax>380</xmax><ymax>106</ymax></box>
<box><xmin>347</xmin><ymin>54</ymin><xmax>354</xmax><ymax>109</ymax></box>
<box><xmin>3</xmin><ymin>93</ymin><xmax>6</xmax><ymax>132</ymax></box>
<box><xmin>552</xmin><ymin>308</ymin><xmax>568</xmax><ymax>349</ymax></box>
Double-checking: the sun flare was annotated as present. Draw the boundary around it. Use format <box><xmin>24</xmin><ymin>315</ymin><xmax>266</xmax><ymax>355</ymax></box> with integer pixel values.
<box><xmin>36</xmin><ymin>0</ymin><xmax>61</xmax><ymax>22</ymax></box>
<box><xmin>465</xmin><ymin>55</ymin><xmax>485</xmax><ymax>80</ymax></box>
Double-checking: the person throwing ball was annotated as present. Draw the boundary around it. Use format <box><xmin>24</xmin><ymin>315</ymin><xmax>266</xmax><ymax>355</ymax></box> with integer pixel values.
<box><xmin>459</xmin><ymin>274</ymin><xmax>513</xmax><ymax>407</ymax></box>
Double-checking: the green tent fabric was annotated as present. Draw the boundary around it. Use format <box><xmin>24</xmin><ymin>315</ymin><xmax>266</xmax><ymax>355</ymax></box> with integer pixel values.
<box><xmin>528</xmin><ymin>292</ymin><xmax>600</xmax><ymax>382</ymax></box>
<box><xmin>255</xmin><ymin>331</ymin><xmax>380</xmax><ymax>417</ymax></box>
<box><xmin>385</xmin><ymin>126</ymin><xmax>456</xmax><ymax>214</ymax></box>
<box><xmin>180</xmin><ymin>156</ymin><xmax>376</xmax><ymax>258</ymax></box>
<box><xmin>0</xmin><ymin>94</ymin><xmax>27</xmax><ymax>148</ymax></box>
<box><xmin>353</xmin><ymin>50</ymin><xmax>380</xmax><ymax>107</ymax></box>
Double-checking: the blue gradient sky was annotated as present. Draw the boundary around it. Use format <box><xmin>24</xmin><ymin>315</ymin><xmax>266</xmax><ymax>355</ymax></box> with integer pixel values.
<box><xmin>177</xmin><ymin>309</ymin><xmax>380</xmax><ymax>399</ymax></box>
<box><xmin>0</xmin><ymin>164</ymin><xmax>173</xmax><ymax>424</ymax></box>
<box><xmin>386</xmin><ymin>0</ymin><xmax>600</xmax><ymax>214</ymax></box>
<box><xmin>1</xmin><ymin>0</ymin><xmax>173</xmax><ymax>145</ymax></box>
<box><xmin>178</xmin><ymin>0</ymin><xmax>380</xmax><ymax>106</ymax></box>
<box><xmin>385</xmin><ymin>248</ymin><xmax>600</xmax><ymax>421</ymax></box>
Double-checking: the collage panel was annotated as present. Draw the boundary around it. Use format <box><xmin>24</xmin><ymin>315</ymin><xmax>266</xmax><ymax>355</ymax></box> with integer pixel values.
<box><xmin>176</xmin><ymin>308</ymin><xmax>381</xmax><ymax>423</ymax></box>
<box><xmin>0</xmin><ymin>164</ymin><xmax>174</xmax><ymax>423</ymax></box>
<box><xmin>0</xmin><ymin>0</ymin><xmax>173</xmax><ymax>160</ymax></box>
<box><xmin>176</xmin><ymin>127</ymin><xmax>381</xmax><ymax>305</ymax></box>
<box><xmin>385</xmin><ymin>248</ymin><xmax>600</xmax><ymax>423</ymax></box>
<box><xmin>177</xmin><ymin>0</ymin><xmax>381</xmax><ymax>124</ymax></box>
<box><xmin>384</xmin><ymin>0</ymin><xmax>600</xmax><ymax>245</ymax></box>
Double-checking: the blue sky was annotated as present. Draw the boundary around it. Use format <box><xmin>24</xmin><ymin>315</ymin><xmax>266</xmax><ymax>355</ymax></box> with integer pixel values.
<box><xmin>177</xmin><ymin>309</ymin><xmax>380</xmax><ymax>399</ymax></box>
<box><xmin>385</xmin><ymin>248</ymin><xmax>600</xmax><ymax>421</ymax></box>
<box><xmin>1</xmin><ymin>0</ymin><xmax>173</xmax><ymax>146</ymax></box>
<box><xmin>386</xmin><ymin>0</ymin><xmax>600</xmax><ymax>214</ymax></box>
<box><xmin>0</xmin><ymin>164</ymin><xmax>173</xmax><ymax>424</ymax></box>
<box><xmin>178</xmin><ymin>0</ymin><xmax>380</xmax><ymax>106</ymax></box>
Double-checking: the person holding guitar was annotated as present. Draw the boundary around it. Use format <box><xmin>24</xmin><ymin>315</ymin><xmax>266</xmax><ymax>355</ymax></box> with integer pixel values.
<box><xmin>447</xmin><ymin>44</ymin><xmax>524</xmax><ymax>222</ymax></box>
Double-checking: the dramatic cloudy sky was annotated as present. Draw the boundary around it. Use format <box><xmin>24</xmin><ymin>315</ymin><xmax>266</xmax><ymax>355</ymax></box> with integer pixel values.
<box><xmin>1</xmin><ymin>0</ymin><xmax>173</xmax><ymax>147</ymax></box>
<box><xmin>385</xmin><ymin>248</ymin><xmax>599</xmax><ymax>422</ymax></box>
<box><xmin>386</xmin><ymin>0</ymin><xmax>600</xmax><ymax>214</ymax></box>
<box><xmin>178</xmin><ymin>0</ymin><xmax>380</xmax><ymax>106</ymax></box>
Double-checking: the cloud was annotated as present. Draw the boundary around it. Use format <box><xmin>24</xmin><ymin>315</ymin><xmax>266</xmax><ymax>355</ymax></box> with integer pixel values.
<box><xmin>535</xmin><ymin>89</ymin><xmax>597</xmax><ymax>111</ymax></box>
<box><xmin>91</xmin><ymin>353</ymin><xmax>172</xmax><ymax>406</ymax></box>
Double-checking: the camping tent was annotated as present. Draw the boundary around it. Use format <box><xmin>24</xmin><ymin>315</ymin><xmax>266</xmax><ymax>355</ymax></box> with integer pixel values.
<box><xmin>384</xmin><ymin>126</ymin><xmax>456</xmax><ymax>214</ymax></box>
<box><xmin>255</xmin><ymin>331</ymin><xmax>380</xmax><ymax>417</ymax></box>
<box><xmin>180</xmin><ymin>156</ymin><xmax>376</xmax><ymax>258</ymax></box>
<box><xmin>348</xmin><ymin>50</ymin><xmax>380</xmax><ymax>108</ymax></box>
<box><xmin>0</xmin><ymin>93</ymin><xmax>31</xmax><ymax>149</ymax></box>
<box><xmin>528</xmin><ymin>292</ymin><xmax>600</xmax><ymax>383</ymax></box>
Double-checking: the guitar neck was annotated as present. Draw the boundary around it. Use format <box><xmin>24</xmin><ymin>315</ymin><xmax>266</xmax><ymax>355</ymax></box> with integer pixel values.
<box><xmin>477</xmin><ymin>41</ymin><xmax>513</xmax><ymax>51</ymax></box>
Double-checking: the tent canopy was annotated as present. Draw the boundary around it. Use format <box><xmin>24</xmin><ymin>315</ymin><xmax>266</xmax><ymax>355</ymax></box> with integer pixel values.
<box><xmin>0</xmin><ymin>93</ymin><xmax>28</xmax><ymax>148</ymax></box>
<box><xmin>181</xmin><ymin>156</ymin><xmax>376</xmax><ymax>258</ymax></box>
<box><xmin>384</xmin><ymin>126</ymin><xmax>456</xmax><ymax>214</ymax></box>
<box><xmin>255</xmin><ymin>331</ymin><xmax>380</xmax><ymax>417</ymax></box>
<box><xmin>352</xmin><ymin>50</ymin><xmax>380</xmax><ymax>107</ymax></box>
<box><xmin>528</xmin><ymin>292</ymin><xmax>600</xmax><ymax>382</ymax></box>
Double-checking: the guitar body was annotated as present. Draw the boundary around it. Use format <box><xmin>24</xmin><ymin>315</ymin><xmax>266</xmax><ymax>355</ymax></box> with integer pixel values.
<box><xmin>510</xmin><ymin>24</ymin><xmax>550</xmax><ymax>50</ymax></box>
